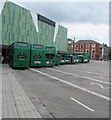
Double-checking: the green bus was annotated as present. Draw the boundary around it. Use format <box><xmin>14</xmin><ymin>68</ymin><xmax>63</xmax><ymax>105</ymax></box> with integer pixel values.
<box><xmin>44</xmin><ymin>46</ymin><xmax>56</xmax><ymax>66</ymax></box>
<box><xmin>64</xmin><ymin>54</ymin><xmax>72</xmax><ymax>64</ymax></box>
<box><xmin>55</xmin><ymin>54</ymin><xmax>61</xmax><ymax>66</ymax></box>
<box><xmin>60</xmin><ymin>54</ymin><xmax>65</xmax><ymax>64</ymax></box>
<box><xmin>30</xmin><ymin>44</ymin><xmax>44</xmax><ymax>67</ymax></box>
<box><xmin>9</xmin><ymin>42</ymin><xmax>30</xmax><ymax>68</ymax></box>
<box><xmin>57</xmin><ymin>52</ymin><xmax>72</xmax><ymax>64</ymax></box>
<box><xmin>72</xmin><ymin>52</ymin><xmax>90</xmax><ymax>63</ymax></box>
<box><xmin>71</xmin><ymin>54</ymin><xmax>80</xmax><ymax>64</ymax></box>
<box><xmin>57</xmin><ymin>52</ymin><xmax>66</xmax><ymax>64</ymax></box>
<box><xmin>82</xmin><ymin>52</ymin><xmax>90</xmax><ymax>63</ymax></box>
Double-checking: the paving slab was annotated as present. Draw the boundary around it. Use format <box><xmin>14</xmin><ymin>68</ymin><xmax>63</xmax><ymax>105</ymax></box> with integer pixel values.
<box><xmin>13</xmin><ymin>69</ymin><xmax>54</xmax><ymax>119</ymax></box>
<box><xmin>2</xmin><ymin>64</ymin><xmax>42</xmax><ymax>118</ymax></box>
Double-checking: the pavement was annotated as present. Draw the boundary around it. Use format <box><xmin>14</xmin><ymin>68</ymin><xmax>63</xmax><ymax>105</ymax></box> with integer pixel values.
<box><xmin>1</xmin><ymin>64</ymin><xmax>53</xmax><ymax>119</ymax></box>
<box><xmin>1</xmin><ymin>61</ymin><xmax>110</xmax><ymax>119</ymax></box>
<box><xmin>0</xmin><ymin>64</ymin><xmax>2</xmax><ymax>120</ymax></box>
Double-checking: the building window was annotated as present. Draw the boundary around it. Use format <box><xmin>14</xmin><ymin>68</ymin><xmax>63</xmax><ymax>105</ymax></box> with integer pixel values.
<box><xmin>92</xmin><ymin>44</ymin><xmax>96</xmax><ymax>47</ymax></box>
<box><xmin>80</xmin><ymin>49</ymin><xmax>83</xmax><ymax>53</ymax></box>
<box><xmin>80</xmin><ymin>44</ymin><xmax>84</xmax><ymax>48</ymax></box>
<box><xmin>92</xmin><ymin>49</ymin><xmax>95</xmax><ymax>53</ymax></box>
<box><xmin>86</xmin><ymin>44</ymin><xmax>90</xmax><ymax>48</ymax></box>
<box><xmin>92</xmin><ymin>54</ymin><xmax>95</xmax><ymax>58</ymax></box>
<box><xmin>86</xmin><ymin>49</ymin><xmax>89</xmax><ymax>53</ymax></box>
<box><xmin>75</xmin><ymin>44</ymin><xmax>78</xmax><ymax>47</ymax></box>
<box><xmin>75</xmin><ymin>49</ymin><xmax>78</xmax><ymax>52</ymax></box>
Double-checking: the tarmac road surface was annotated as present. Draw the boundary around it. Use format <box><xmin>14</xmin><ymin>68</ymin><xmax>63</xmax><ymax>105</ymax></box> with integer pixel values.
<box><xmin>14</xmin><ymin>61</ymin><xmax>110</xmax><ymax>118</ymax></box>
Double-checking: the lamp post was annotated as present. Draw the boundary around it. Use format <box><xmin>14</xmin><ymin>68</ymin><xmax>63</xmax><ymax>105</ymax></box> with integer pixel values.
<box><xmin>73</xmin><ymin>37</ymin><xmax>75</xmax><ymax>53</ymax></box>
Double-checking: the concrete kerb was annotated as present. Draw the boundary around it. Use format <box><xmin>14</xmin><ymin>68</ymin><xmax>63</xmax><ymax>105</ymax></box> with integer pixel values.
<box><xmin>9</xmin><ymin>66</ymin><xmax>54</xmax><ymax>119</ymax></box>
<box><xmin>0</xmin><ymin>64</ymin><xmax>2</xmax><ymax>120</ymax></box>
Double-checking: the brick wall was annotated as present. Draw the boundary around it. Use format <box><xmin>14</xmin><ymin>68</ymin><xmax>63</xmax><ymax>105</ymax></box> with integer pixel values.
<box><xmin>74</xmin><ymin>43</ymin><xmax>101</xmax><ymax>60</ymax></box>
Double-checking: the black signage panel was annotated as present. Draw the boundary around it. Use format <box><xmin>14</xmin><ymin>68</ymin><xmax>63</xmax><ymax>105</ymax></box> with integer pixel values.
<box><xmin>38</xmin><ymin>14</ymin><xmax>55</xmax><ymax>27</ymax></box>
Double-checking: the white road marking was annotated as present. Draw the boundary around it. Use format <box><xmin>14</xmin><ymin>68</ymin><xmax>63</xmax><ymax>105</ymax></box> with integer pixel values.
<box><xmin>101</xmin><ymin>77</ymin><xmax>104</xmax><ymax>79</ymax></box>
<box><xmin>93</xmin><ymin>61</ymin><xmax>107</xmax><ymax>63</ymax></box>
<box><xmin>59</xmin><ymin>66</ymin><xmax>108</xmax><ymax>77</ymax></box>
<box><xmin>46</xmin><ymin>68</ymin><xmax>110</xmax><ymax>85</ymax></box>
<box><xmin>70</xmin><ymin>97</ymin><xmax>94</xmax><ymax>112</ymax></box>
<box><xmin>90</xmin><ymin>83</ymin><xmax>109</xmax><ymax>89</ymax></box>
<box><xmin>90</xmin><ymin>83</ymin><xmax>104</xmax><ymax>88</ymax></box>
<box><xmin>30</xmin><ymin>68</ymin><xmax>111</xmax><ymax>101</ymax></box>
<box><xmin>88</xmin><ymin>72</ymin><xmax>91</xmax><ymax>73</ymax></box>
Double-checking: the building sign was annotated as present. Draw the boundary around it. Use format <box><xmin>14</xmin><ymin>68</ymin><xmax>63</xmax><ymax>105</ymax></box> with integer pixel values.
<box><xmin>38</xmin><ymin>14</ymin><xmax>55</xmax><ymax>27</ymax></box>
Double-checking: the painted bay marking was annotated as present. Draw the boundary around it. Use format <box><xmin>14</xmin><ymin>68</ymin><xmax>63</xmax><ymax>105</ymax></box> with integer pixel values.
<box><xmin>46</xmin><ymin>68</ymin><xmax>110</xmax><ymax>85</ymax></box>
<box><xmin>30</xmin><ymin>68</ymin><xmax>111</xmax><ymax>101</ymax></box>
<box><xmin>70</xmin><ymin>97</ymin><xmax>94</xmax><ymax>112</ymax></box>
<box><xmin>90</xmin><ymin>83</ymin><xmax>109</xmax><ymax>89</ymax></box>
<box><xmin>101</xmin><ymin>77</ymin><xmax>104</xmax><ymax>79</ymax></box>
<box><xmin>59</xmin><ymin>66</ymin><xmax>108</xmax><ymax>77</ymax></box>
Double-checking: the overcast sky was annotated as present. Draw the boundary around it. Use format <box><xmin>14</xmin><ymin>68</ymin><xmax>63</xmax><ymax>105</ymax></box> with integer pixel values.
<box><xmin>7</xmin><ymin>0</ymin><xmax>109</xmax><ymax>45</ymax></box>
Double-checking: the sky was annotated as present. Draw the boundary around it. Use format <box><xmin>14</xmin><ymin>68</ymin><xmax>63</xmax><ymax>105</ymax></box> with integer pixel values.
<box><xmin>1</xmin><ymin>0</ymin><xmax>109</xmax><ymax>45</ymax></box>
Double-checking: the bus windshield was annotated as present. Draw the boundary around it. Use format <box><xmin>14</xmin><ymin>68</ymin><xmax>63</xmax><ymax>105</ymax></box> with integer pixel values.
<box><xmin>45</xmin><ymin>54</ymin><xmax>55</xmax><ymax>59</ymax></box>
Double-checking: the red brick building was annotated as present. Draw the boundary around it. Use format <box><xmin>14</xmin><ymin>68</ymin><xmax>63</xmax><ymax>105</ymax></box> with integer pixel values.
<box><xmin>67</xmin><ymin>39</ymin><xmax>102</xmax><ymax>60</ymax></box>
<box><xmin>74</xmin><ymin>40</ymin><xmax>102</xmax><ymax>60</ymax></box>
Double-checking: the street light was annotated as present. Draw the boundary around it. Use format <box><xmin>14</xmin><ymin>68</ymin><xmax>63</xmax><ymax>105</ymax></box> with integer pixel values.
<box><xmin>73</xmin><ymin>37</ymin><xmax>75</xmax><ymax>53</ymax></box>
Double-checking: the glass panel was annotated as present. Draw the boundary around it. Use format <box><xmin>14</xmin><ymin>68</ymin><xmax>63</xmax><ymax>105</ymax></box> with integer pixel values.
<box><xmin>31</xmin><ymin>12</ymin><xmax>39</xmax><ymax>32</ymax></box>
<box><xmin>53</xmin><ymin>23</ymin><xmax>59</xmax><ymax>42</ymax></box>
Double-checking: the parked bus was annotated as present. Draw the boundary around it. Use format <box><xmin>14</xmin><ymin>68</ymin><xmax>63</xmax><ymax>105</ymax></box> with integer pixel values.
<box><xmin>64</xmin><ymin>54</ymin><xmax>72</xmax><ymax>64</ymax></box>
<box><xmin>82</xmin><ymin>52</ymin><xmax>90</xmax><ymax>63</ymax></box>
<box><xmin>30</xmin><ymin>44</ymin><xmax>44</xmax><ymax>67</ymax></box>
<box><xmin>44</xmin><ymin>46</ymin><xmax>56</xmax><ymax>66</ymax></box>
<box><xmin>9</xmin><ymin>42</ymin><xmax>30</xmax><ymax>68</ymax></box>
<box><xmin>57</xmin><ymin>51</ymin><xmax>66</xmax><ymax>64</ymax></box>
<box><xmin>55</xmin><ymin>54</ymin><xmax>61</xmax><ymax>66</ymax></box>
<box><xmin>57</xmin><ymin>52</ymin><xmax>72</xmax><ymax>64</ymax></box>
<box><xmin>71</xmin><ymin>54</ymin><xmax>80</xmax><ymax>64</ymax></box>
<box><xmin>72</xmin><ymin>52</ymin><xmax>90</xmax><ymax>63</ymax></box>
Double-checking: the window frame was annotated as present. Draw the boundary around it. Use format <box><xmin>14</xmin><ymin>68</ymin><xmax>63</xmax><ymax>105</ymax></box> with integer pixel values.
<box><xmin>86</xmin><ymin>44</ymin><xmax>90</xmax><ymax>48</ymax></box>
<box><xmin>80</xmin><ymin>44</ymin><xmax>84</xmax><ymax>48</ymax></box>
<box><xmin>92</xmin><ymin>44</ymin><xmax>96</xmax><ymax>47</ymax></box>
<box><xmin>80</xmin><ymin>49</ymin><xmax>83</xmax><ymax>53</ymax></box>
<box><xmin>92</xmin><ymin>54</ymin><xmax>95</xmax><ymax>58</ymax></box>
<box><xmin>86</xmin><ymin>49</ymin><xmax>89</xmax><ymax>53</ymax></box>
